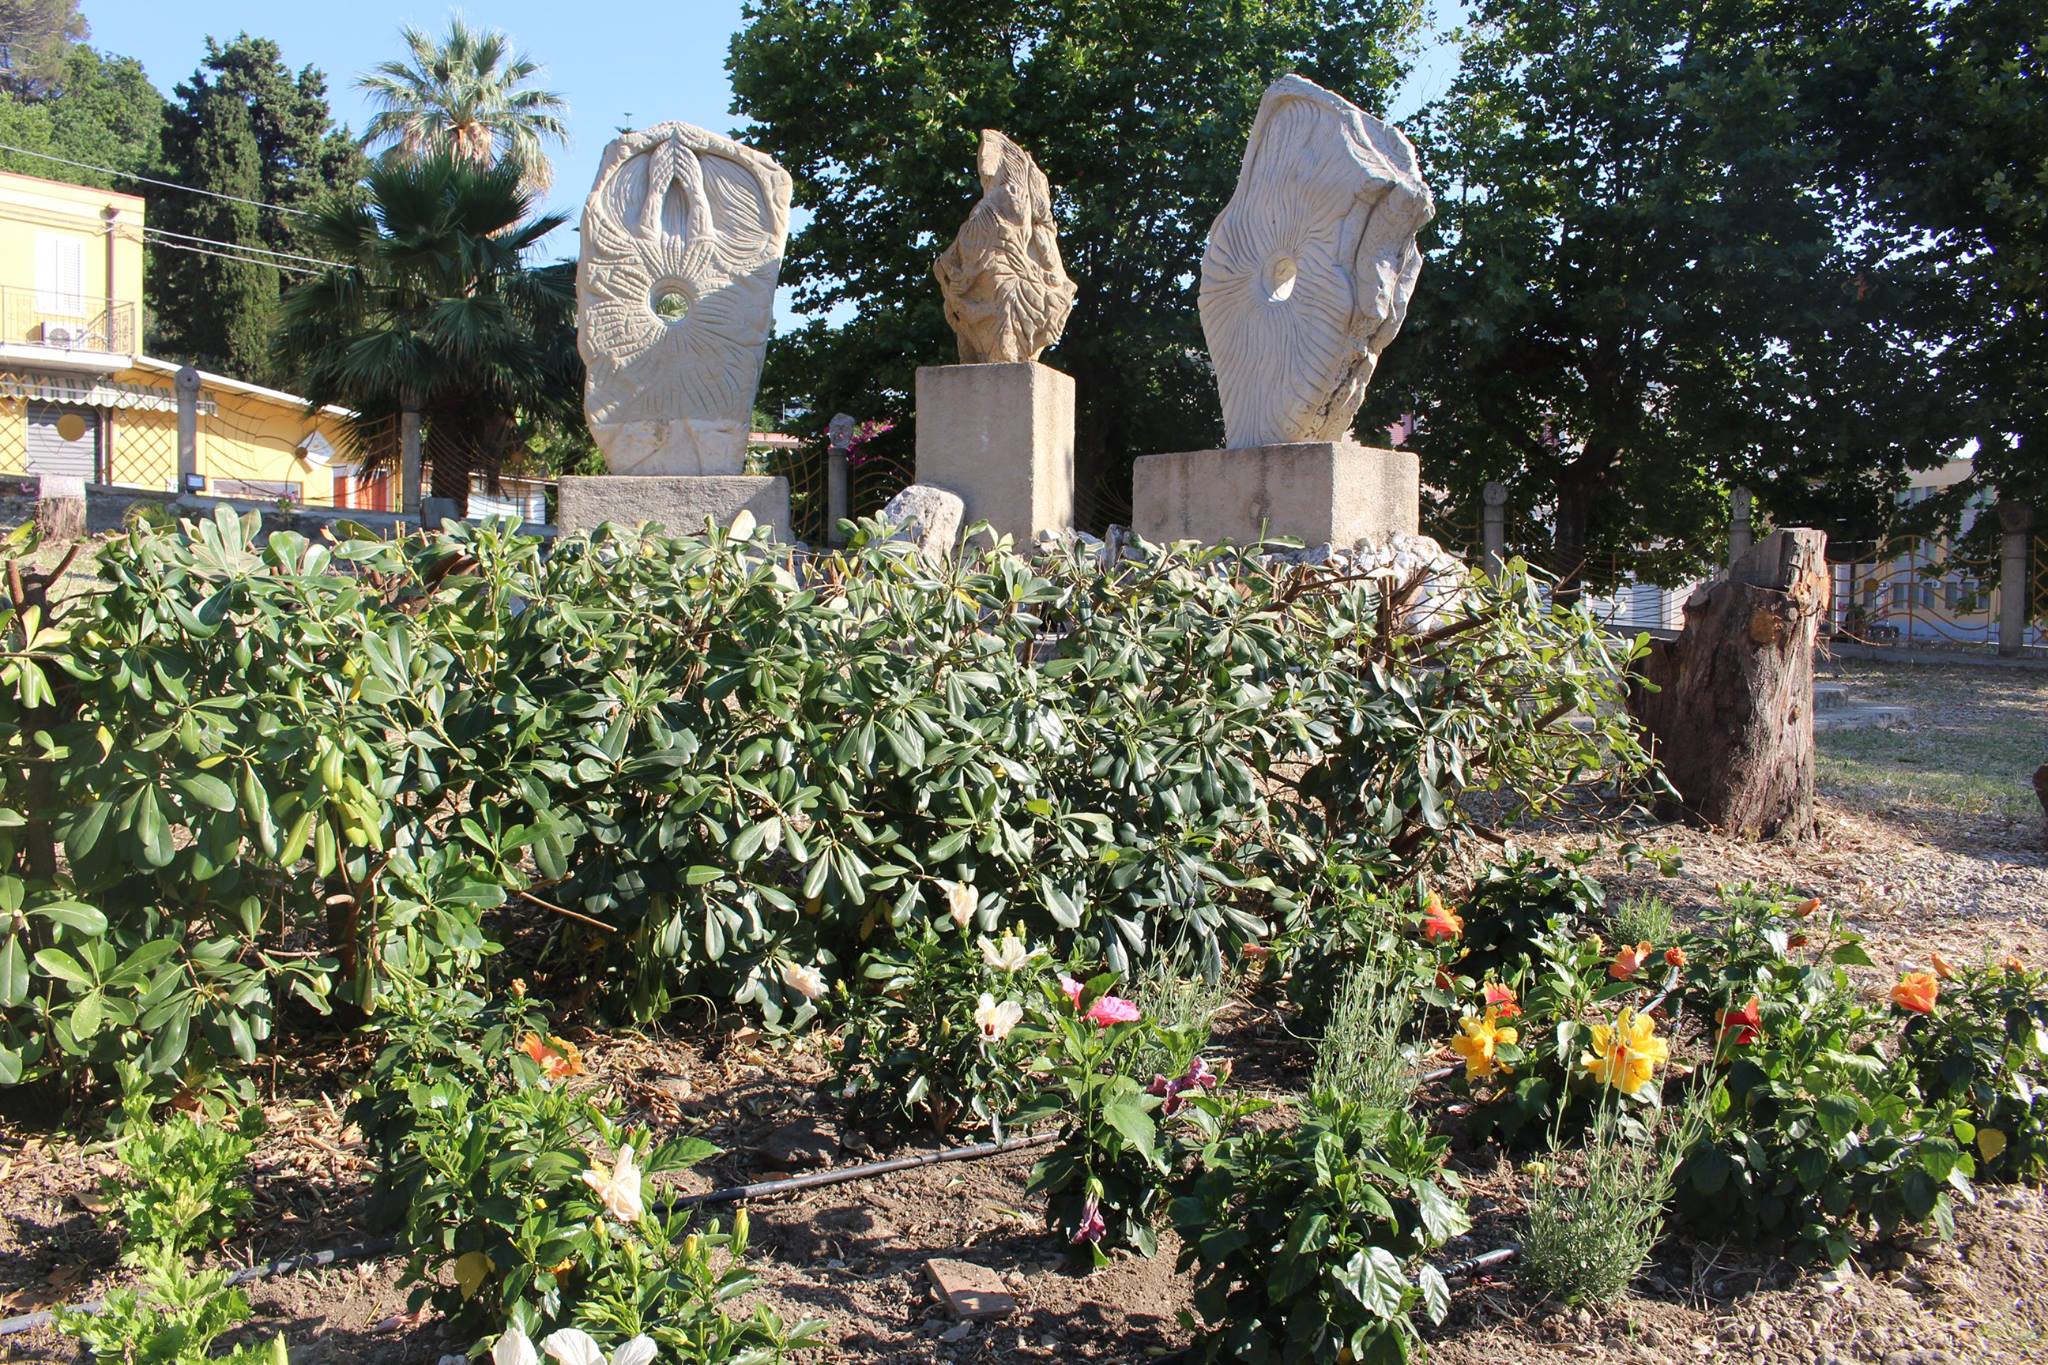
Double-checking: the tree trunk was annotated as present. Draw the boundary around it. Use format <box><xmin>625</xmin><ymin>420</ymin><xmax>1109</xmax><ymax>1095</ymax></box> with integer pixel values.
<box><xmin>1627</xmin><ymin>528</ymin><xmax>1830</xmax><ymax>840</ymax></box>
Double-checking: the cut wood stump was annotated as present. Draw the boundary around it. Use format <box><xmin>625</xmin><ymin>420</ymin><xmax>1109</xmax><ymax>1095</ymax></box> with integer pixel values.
<box><xmin>1627</xmin><ymin>528</ymin><xmax>1830</xmax><ymax>840</ymax></box>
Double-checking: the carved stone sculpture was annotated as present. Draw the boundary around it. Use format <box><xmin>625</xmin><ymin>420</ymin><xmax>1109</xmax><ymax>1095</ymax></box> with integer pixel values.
<box><xmin>933</xmin><ymin>130</ymin><xmax>1076</xmax><ymax>365</ymax></box>
<box><xmin>1198</xmin><ymin>75</ymin><xmax>1434</xmax><ymax>449</ymax></box>
<box><xmin>578</xmin><ymin>122</ymin><xmax>792</xmax><ymax>475</ymax></box>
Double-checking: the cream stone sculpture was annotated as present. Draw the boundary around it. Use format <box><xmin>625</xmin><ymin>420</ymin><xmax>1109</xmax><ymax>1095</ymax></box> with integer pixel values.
<box><xmin>578</xmin><ymin>122</ymin><xmax>792</xmax><ymax>475</ymax></box>
<box><xmin>1198</xmin><ymin>75</ymin><xmax>1435</xmax><ymax>449</ymax></box>
<box><xmin>933</xmin><ymin>130</ymin><xmax>1076</xmax><ymax>364</ymax></box>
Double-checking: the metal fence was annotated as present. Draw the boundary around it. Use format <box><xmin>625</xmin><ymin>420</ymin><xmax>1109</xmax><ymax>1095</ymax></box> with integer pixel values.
<box><xmin>0</xmin><ymin>285</ymin><xmax>137</xmax><ymax>355</ymax></box>
<box><xmin>1825</xmin><ymin>537</ymin><xmax>2038</xmax><ymax>650</ymax></box>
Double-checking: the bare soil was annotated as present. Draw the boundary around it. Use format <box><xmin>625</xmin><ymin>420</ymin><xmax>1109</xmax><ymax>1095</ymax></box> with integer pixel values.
<box><xmin>4</xmin><ymin>660</ymin><xmax>2046</xmax><ymax>1364</ymax></box>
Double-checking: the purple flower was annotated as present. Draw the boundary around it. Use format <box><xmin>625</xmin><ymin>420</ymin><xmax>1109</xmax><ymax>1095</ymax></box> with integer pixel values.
<box><xmin>1071</xmin><ymin>1196</ymin><xmax>1106</xmax><ymax>1245</ymax></box>
<box><xmin>1186</xmin><ymin>1056</ymin><xmax>1219</xmax><ymax>1091</ymax></box>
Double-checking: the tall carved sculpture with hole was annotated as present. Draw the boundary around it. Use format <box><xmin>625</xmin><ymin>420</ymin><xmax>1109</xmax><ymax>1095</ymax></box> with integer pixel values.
<box><xmin>564</xmin><ymin>121</ymin><xmax>795</xmax><ymax>536</ymax></box>
<box><xmin>1133</xmin><ymin>75</ymin><xmax>1435</xmax><ymax>549</ymax></box>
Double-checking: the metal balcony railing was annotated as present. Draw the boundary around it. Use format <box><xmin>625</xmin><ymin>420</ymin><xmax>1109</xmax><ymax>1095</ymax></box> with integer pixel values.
<box><xmin>0</xmin><ymin>286</ymin><xmax>137</xmax><ymax>354</ymax></box>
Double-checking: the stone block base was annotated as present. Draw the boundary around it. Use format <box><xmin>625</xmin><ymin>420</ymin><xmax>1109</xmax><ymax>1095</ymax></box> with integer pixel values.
<box><xmin>1131</xmin><ymin>439</ymin><xmax>1419</xmax><ymax>547</ymax></box>
<box><xmin>915</xmin><ymin>362</ymin><xmax>1074</xmax><ymax>546</ymax></box>
<box><xmin>595</xmin><ymin>417</ymin><xmax>749</xmax><ymax>476</ymax></box>
<box><xmin>555</xmin><ymin>474</ymin><xmax>791</xmax><ymax>539</ymax></box>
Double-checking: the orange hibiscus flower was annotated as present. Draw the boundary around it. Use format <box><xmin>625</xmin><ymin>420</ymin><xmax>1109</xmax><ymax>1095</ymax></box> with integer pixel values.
<box><xmin>1608</xmin><ymin>942</ymin><xmax>1653</xmax><ymax>981</ymax></box>
<box><xmin>1481</xmin><ymin>981</ymin><xmax>1521</xmax><ymax>1020</ymax></box>
<box><xmin>520</xmin><ymin>1033</ymin><xmax>586</xmax><ymax>1081</ymax></box>
<box><xmin>1889</xmin><ymin>972</ymin><xmax>1938</xmax><ymax>1015</ymax></box>
<box><xmin>1421</xmin><ymin>899</ymin><xmax>1464</xmax><ymax>944</ymax></box>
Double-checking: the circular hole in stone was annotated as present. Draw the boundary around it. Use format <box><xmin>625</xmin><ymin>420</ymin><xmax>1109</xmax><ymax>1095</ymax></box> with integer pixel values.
<box><xmin>652</xmin><ymin>287</ymin><xmax>691</xmax><ymax>322</ymax></box>
<box><xmin>1263</xmin><ymin>255</ymin><xmax>1298</xmax><ymax>304</ymax></box>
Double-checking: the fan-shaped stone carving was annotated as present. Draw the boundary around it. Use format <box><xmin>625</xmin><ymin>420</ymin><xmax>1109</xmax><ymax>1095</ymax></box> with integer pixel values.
<box><xmin>1199</xmin><ymin>75</ymin><xmax>1434</xmax><ymax>449</ymax></box>
<box><xmin>578</xmin><ymin>122</ymin><xmax>792</xmax><ymax>474</ymax></box>
<box><xmin>933</xmin><ymin>130</ymin><xmax>1076</xmax><ymax>365</ymax></box>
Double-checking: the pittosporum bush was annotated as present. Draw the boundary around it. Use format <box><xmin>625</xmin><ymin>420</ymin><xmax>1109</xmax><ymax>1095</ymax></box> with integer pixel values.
<box><xmin>1171</xmin><ymin>1091</ymin><xmax>1468</xmax><ymax>1364</ymax></box>
<box><xmin>1453</xmin><ymin>848</ymin><xmax>1607</xmax><ymax>979</ymax></box>
<box><xmin>0</xmin><ymin>509</ymin><xmax>1647</xmax><ymax>1089</ymax></box>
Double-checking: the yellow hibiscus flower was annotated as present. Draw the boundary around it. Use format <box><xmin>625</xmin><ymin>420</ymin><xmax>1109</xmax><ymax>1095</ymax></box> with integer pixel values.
<box><xmin>1580</xmin><ymin>1008</ymin><xmax>1670</xmax><ymax>1098</ymax></box>
<box><xmin>1450</xmin><ymin>1006</ymin><xmax>1519</xmax><ymax>1082</ymax></box>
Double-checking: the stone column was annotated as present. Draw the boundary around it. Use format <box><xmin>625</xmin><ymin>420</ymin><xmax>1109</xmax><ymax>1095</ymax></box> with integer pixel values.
<box><xmin>400</xmin><ymin>407</ymin><xmax>423</xmax><ymax>518</ymax></box>
<box><xmin>174</xmin><ymin>366</ymin><xmax>201</xmax><ymax>492</ymax></box>
<box><xmin>1999</xmin><ymin>499</ymin><xmax>2036</xmax><ymax>657</ymax></box>
<box><xmin>1482</xmin><ymin>481</ymin><xmax>1508</xmax><ymax>576</ymax></box>
<box><xmin>915</xmin><ymin>362</ymin><xmax>1074</xmax><ymax>546</ymax></box>
<box><xmin>1728</xmin><ymin>485</ymin><xmax>1754</xmax><ymax>566</ymax></box>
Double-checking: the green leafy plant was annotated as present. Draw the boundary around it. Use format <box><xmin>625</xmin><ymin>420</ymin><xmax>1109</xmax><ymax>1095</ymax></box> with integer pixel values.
<box><xmin>1171</xmin><ymin>1091</ymin><xmax>1469</xmax><ymax>1364</ymax></box>
<box><xmin>834</xmin><ymin>919</ymin><xmax>1050</xmax><ymax>1136</ymax></box>
<box><xmin>512</xmin><ymin>1205</ymin><xmax>827</xmax><ymax>1361</ymax></box>
<box><xmin>1677</xmin><ymin>906</ymin><xmax>1976</xmax><ymax>1264</ymax></box>
<box><xmin>1519</xmin><ymin>1088</ymin><xmax>1711</xmax><ymax>1304</ymax></box>
<box><xmin>55</xmin><ymin>1243</ymin><xmax>287</xmax><ymax>1364</ymax></box>
<box><xmin>1015</xmin><ymin>972</ymin><xmax>1215</xmax><ymax>1264</ymax></box>
<box><xmin>102</xmin><ymin>1068</ymin><xmax>262</xmax><ymax>1256</ymax></box>
<box><xmin>1898</xmin><ymin>957</ymin><xmax>2048</xmax><ymax>1183</ymax></box>
<box><xmin>1606</xmin><ymin>894</ymin><xmax>1675</xmax><ymax>951</ymax></box>
<box><xmin>2</xmin><ymin>510</ymin><xmax>1647</xmax><ymax>1089</ymax></box>
<box><xmin>1455</xmin><ymin>848</ymin><xmax>1607</xmax><ymax>979</ymax></box>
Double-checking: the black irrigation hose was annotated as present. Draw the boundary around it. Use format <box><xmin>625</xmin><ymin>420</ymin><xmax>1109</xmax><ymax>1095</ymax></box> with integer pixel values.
<box><xmin>0</xmin><ymin>1132</ymin><xmax>1061</xmax><ymax>1337</ymax></box>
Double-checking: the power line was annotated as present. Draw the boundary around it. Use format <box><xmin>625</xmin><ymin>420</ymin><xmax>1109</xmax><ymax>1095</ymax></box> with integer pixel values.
<box><xmin>145</xmin><ymin>237</ymin><xmax>323</xmax><ymax>277</ymax></box>
<box><xmin>0</xmin><ymin>141</ymin><xmax>310</xmax><ymax>217</ymax></box>
<box><xmin>143</xmin><ymin>226</ymin><xmax>345</xmax><ymax>271</ymax></box>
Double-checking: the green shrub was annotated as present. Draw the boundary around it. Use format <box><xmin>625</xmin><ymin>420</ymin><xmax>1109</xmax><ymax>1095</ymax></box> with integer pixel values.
<box><xmin>1606</xmin><ymin>894</ymin><xmax>1675</xmax><ymax>951</ymax></box>
<box><xmin>1896</xmin><ymin>957</ymin><xmax>2048</xmax><ymax>1183</ymax></box>
<box><xmin>1015</xmin><ymin>972</ymin><xmax>1219</xmax><ymax>1264</ymax></box>
<box><xmin>1</xmin><ymin>510</ymin><xmax>1646</xmax><ymax>1087</ymax></box>
<box><xmin>1171</xmin><ymin>1091</ymin><xmax>1468</xmax><ymax>1363</ymax></box>
<box><xmin>1127</xmin><ymin>960</ymin><xmax>1236</xmax><ymax>1085</ymax></box>
<box><xmin>102</xmin><ymin>1068</ymin><xmax>262</xmax><ymax>1256</ymax></box>
<box><xmin>1519</xmin><ymin>1090</ymin><xmax>1709</xmax><ymax>1304</ymax></box>
<box><xmin>1677</xmin><ymin>908</ymin><xmax>1976</xmax><ymax>1264</ymax></box>
<box><xmin>1455</xmin><ymin>848</ymin><xmax>1607</xmax><ymax>979</ymax></box>
<box><xmin>56</xmin><ymin>1243</ymin><xmax>286</xmax><ymax>1364</ymax></box>
<box><xmin>834</xmin><ymin>919</ymin><xmax>1052</xmax><ymax>1135</ymax></box>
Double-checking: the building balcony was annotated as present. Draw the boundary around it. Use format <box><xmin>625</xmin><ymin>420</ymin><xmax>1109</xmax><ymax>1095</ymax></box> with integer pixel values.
<box><xmin>0</xmin><ymin>287</ymin><xmax>137</xmax><ymax>361</ymax></box>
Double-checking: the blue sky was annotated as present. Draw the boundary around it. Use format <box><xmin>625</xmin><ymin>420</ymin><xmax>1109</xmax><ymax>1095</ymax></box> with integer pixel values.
<box><xmin>81</xmin><ymin>0</ymin><xmax>1463</xmax><ymax>318</ymax></box>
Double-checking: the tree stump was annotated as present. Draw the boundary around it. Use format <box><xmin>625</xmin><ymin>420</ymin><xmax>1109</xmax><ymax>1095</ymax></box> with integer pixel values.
<box><xmin>1627</xmin><ymin>528</ymin><xmax>1830</xmax><ymax>840</ymax></box>
<box><xmin>33</xmin><ymin>475</ymin><xmax>86</xmax><ymax>544</ymax></box>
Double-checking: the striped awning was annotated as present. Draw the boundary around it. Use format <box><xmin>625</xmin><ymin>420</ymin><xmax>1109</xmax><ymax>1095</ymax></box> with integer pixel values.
<box><xmin>0</xmin><ymin>370</ymin><xmax>216</xmax><ymax>415</ymax></box>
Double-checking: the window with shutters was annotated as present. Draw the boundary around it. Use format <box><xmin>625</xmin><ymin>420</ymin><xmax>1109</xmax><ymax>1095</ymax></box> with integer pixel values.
<box><xmin>35</xmin><ymin>233</ymin><xmax>87</xmax><ymax>315</ymax></box>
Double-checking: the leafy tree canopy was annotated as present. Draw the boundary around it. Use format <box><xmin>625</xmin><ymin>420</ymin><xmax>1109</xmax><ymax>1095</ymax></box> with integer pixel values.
<box><xmin>0</xmin><ymin>43</ymin><xmax>165</xmax><ymax>189</ymax></box>
<box><xmin>728</xmin><ymin>0</ymin><xmax>1424</xmax><ymax>524</ymax></box>
<box><xmin>0</xmin><ymin>0</ymin><xmax>84</xmax><ymax>97</ymax></box>
<box><xmin>1364</xmin><ymin>0</ymin><xmax>1952</xmax><ymax>592</ymax></box>
<box><xmin>151</xmin><ymin>34</ymin><xmax>367</xmax><ymax>382</ymax></box>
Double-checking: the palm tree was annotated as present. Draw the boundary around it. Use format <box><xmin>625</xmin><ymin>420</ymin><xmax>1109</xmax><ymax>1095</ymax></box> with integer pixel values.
<box><xmin>358</xmin><ymin>16</ymin><xmax>569</xmax><ymax>191</ymax></box>
<box><xmin>276</xmin><ymin>154</ymin><xmax>582</xmax><ymax>515</ymax></box>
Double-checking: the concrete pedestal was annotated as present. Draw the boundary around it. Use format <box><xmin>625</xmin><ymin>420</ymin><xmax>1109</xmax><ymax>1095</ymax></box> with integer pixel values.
<box><xmin>1131</xmin><ymin>439</ymin><xmax>1419</xmax><ymax>547</ymax></box>
<box><xmin>915</xmin><ymin>362</ymin><xmax>1074</xmax><ymax>546</ymax></box>
<box><xmin>556</xmin><ymin>474</ymin><xmax>791</xmax><ymax>539</ymax></box>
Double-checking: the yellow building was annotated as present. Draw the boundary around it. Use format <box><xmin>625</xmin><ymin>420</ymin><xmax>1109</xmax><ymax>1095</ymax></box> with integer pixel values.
<box><xmin>0</xmin><ymin>168</ymin><xmax>354</xmax><ymax>503</ymax></box>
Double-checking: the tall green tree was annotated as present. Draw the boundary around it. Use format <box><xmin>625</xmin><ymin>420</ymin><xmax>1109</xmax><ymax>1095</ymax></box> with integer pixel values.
<box><xmin>1363</xmin><ymin>0</ymin><xmax>1939</xmax><ymax>594</ymax></box>
<box><xmin>160</xmin><ymin>87</ymin><xmax>275</xmax><ymax>374</ymax></box>
<box><xmin>358</xmin><ymin>16</ymin><xmax>568</xmax><ymax>191</ymax></box>
<box><xmin>728</xmin><ymin>0</ymin><xmax>1423</xmax><ymax>522</ymax></box>
<box><xmin>0</xmin><ymin>0</ymin><xmax>84</xmax><ymax>97</ymax></box>
<box><xmin>275</xmin><ymin>155</ymin><xmax>581</xmax><ymax>514</ymax></box>
<box><xmin>0</xmin><ymin>44</ymin><xmax>165</xmax><ymax>189</ymax></box>
<box><xmin>152</xmin><ymin>35</ymin><xmax>366</xmax><ymax>379</ymax></box>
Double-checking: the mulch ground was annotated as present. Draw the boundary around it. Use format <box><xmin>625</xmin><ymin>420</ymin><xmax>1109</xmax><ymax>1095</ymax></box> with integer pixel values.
<box><xmin>5</xmin><ymin>681</ymin><xmax>2047</xmax><ymax>1363</ymax></box>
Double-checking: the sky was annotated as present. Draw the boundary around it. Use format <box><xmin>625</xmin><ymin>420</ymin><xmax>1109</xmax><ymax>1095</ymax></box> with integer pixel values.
<box><xmin>79</xmin><ymin>0</ymin><xmax>1464</xmax><ymax>320</ymax></box>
